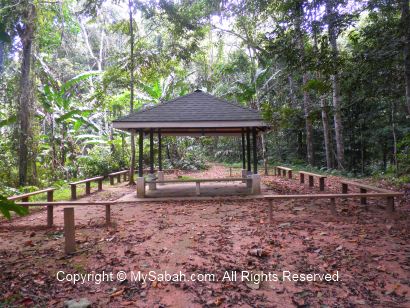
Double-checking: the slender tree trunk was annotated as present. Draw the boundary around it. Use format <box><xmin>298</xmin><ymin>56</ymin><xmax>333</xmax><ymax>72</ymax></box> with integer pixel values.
<box><xmin>391</xmin><ymin>102</ymin><xmax>398</xmax><ymax>174</ymax></box>
<box><xmin>288</xmin><ymin>75</ymin><xmax>297</xmax><ymax>107</ymax></box>
<box><xmin>128</xmin><ymin>0</ymin><xmax>136</xmax><ymax>184</ymax></box>
<box><xmin>321</xmin><ymin>97</ymin><xmax>333</xmax><ymax>169</ymax></box>
<box><xmin>0</xmin><ymin>41</ymin><xmax>4</xmax><ymax>73</ymax></box>
<box><xmin>302</xmin><ymin>73</ymin><xmax>314</xmax><ymax>165</ymax></box>
<box><xmin>327</xmin><ymin>1</ymin><xmax>345</xmax><ymax>169</ymax></box>
<box><xmin>17</xmin><ymin>4</ymin><xmax>36</xmax><ymax>186</ymax></box>
<box><xmin>401</xmin><ymin>0</ymin><xmax>410</xmax><ymax>115</ymax></box>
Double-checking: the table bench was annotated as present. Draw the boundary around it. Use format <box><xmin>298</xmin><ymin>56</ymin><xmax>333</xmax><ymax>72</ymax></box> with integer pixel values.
<box><xmin>274</xmin><ymin>166</ymin><xmax>293</xmax><ymax>179</ymax></box>
<box><xmin>299</xmin><ymin>171</ymin><xmax>327</xmax><ymax>191</ymax></box>
<box><xmin>144</xmin><ymin>177</ymin><xmax>255</xmax><ymax>196</ymax></box>
<box><xmin>108</xmin><ymin>170</ymin><xmax>129</xmax><ymax>185</ymax></box>
<box><xmin>70</xmin><ymin>176</ymin><xmax>104</xmax><ymax>200</ymax></box>
<box><xmin>340</xmin><ymin>180</ymin><xmax>394</xmax><ymax>206</ymax></box>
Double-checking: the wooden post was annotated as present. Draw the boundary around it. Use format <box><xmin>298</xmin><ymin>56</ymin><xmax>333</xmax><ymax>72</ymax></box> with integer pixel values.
<box><xmin>342</xmin><ymin>183</ymin><xmax>348</xmax><ymax>194</ymax></box>
<box><xmin>300</xmin><ymin>173</ymin><xmax>305</xmax><ymax>183</ymax></box>
<box><xmin>85</xmin><ymin>182</ymin><xmax>91</xmax><ymax>195</ymax></box>
<box><xmin>360</xmin><ymin>188</ymin><xmax>367</xmax><ymax>205</ymax></box>
<box><xmin>138</xmin><ymin>129</ymin><xmax>144</xmax><ymax>177</ymax></box>
<box><xmin>252</xmin><ymin>127</ymin><xmax>257</xmax><ymax>174</ymax></box>
<box><xmin>386</xmin><ymin>197</ymin><xmax>394</xmax><ymax>213</ymax></box>
<box><xmin>241</xmin><ymin>129</ymin><xmax>246</xmax><ymax>170</ymax></box>
<box><xmin>117</xmin><ymin>174</ymin><xmax>121</xmax><ymax>183</ymax></box>
<box><xmin>64</xmin><ymin>208</ymin><xmax>75</xmax><ymax>254</ymax></box>
<box><xmin>309</xmin><ymin>175</ymin><xmax>314</xmax><ymax>187</ymax></box>
<box><xmin>158</xmin><ymin>129</ymin><xmax>162</xmax><ymax>171</ymax></box>
<box><xmin>149</xmin><ymin>128</ymin><xmax>154</xmax><ymax>174</ymax></box>
<box><xmin>123</xmin><ymin>171</ymin><xmax>127</xmax><ymax>181</ymax></box>
<box><xmin>268</xmin><ymin>199</ymin><xmax>273</xmax><ymax>224</ymax></box>
<box><xmin>246</xmin><ymin>128</ymin><xmax>251</xmax><ymax>173</ymax></box>
<box><xmin>47</xmin><ymin>190</ymin><xmax>54</xmax><ymax>227</ymax></box>
<box><xmin>273</xmin><ymin>167</ymin><xmax>277</xmax><ymax>176</ymax></box>
<box><xmin>330</xmin><ymin>198</ymin><xmax>337</xmax><ymax>216</ymax></box>
<box><xmin>105</xmin><ymin>204</ymin><xmax>111</xmax><ymax>225</ymax></box>
<box><xmin>71</xmin><ymin>185</ymin><xmax>77</xmax><ymax>200</ymax></box>
<box><xmin>195</xmin><ymin>182</ymin><xmax>200</xmax><ymax>196</ymax></box>
<box><xmin>229</xmin><ymin>167</ymin><xmax>232</xmax><ymax>177</ymax></box>
<box><xmin>288</xmin><ymin>170</ymin><xmax>292</xmax><ymax>179</ymax></box>
<box><xmin>319</xmin><ymin>178</ymin><xmax>325</xmax><ymax>191</ymax></box>
<box><xmin>109</xmin><ymin>176</ymin><xmax>114</xmax><ymax>185</ymax></box>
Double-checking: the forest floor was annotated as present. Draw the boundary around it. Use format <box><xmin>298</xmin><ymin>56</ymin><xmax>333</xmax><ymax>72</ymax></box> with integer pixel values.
<box><xmin>0</xmin><ymin>164</ymin><xmax>409</xmax><ymax>307</ymax></box>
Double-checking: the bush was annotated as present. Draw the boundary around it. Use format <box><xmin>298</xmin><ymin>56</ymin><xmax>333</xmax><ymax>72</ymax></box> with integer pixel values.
<box><xmin>77</xmin><ymin>146</ymin><xmax>127</xmax><ymax>178</ymax></box>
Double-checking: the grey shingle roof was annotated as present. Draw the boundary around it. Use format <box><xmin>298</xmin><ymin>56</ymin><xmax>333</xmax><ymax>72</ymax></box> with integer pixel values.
<box><xmin>113</xmin><ymin>90</ymin><xmax>263</xmax><ymax>123</ymax></box>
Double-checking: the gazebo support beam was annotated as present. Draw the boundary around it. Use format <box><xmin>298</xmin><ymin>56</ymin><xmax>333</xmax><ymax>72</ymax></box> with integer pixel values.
<box><xmin>149</xmin><ymin>128</ymin><xmax>154</xmax><ymax>174</ymax></box>
<box><xmin>246</xmin><ymin>128</ymin><xmax>251</xmax><ymax>173</ymax></box>
<box><xmin>241</xmin><ymin>129</ymin><xmax>246</xmax><ymax>170</ymax></box>
<box><xmin>138</xmin><ymin>129</ymin><xmax>143</xmax><ymax>177</ymax></box>
<box><xmin>252</xmin><ymin>127</ymin><xmax>257</xmax><ymax>174</ymax></box>
<box><xmin>158</xmin><ymin>129</ymin><xmax>162</xmax><ymax>171</ymax></box>
<box><xmin>157</xmin><ymin>129</ymin><xmax>164</xmax><ymax>183</ymax></box>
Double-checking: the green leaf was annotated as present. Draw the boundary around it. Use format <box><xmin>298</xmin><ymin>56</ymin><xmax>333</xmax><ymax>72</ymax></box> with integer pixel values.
<box><xmin>0</xmin><ymin>195</ymin><xmax>29</xmax><ymax>220</ymax></box>
<box><xmin>60</xmin><ymin>71</ymin><xmax>101</xmax><ymax>94</ymax></box>
<box><xmin>0</xmin><ymin>115</ymin><xmax>17</xmax><ymax>127</ymax></box>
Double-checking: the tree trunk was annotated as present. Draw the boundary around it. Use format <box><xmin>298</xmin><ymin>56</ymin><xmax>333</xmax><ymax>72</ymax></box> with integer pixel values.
<box><xmin>128</xmin><ymin>0</ymin><xmax>136</xmax><ymax>185</ymax></box>
<box><xmin>17</xmin><ymin>4</ymin><xmax>36</xmax><ymax>186</ymax></box>
<box><xmin>391</xmin><ymin>102</ymin><xmax>398</xmax><ymax>174</ymax></box>
<box><xmin>321</xmin><ymin>97</ymin><xmax>333</xmax><ymax>169</ymax></box>
<box><xmin>295</xmin><ymin>1</ymin><xmax>314</xmax><ymax>166</ymax></box>
<box><xmin>302</xmin><ymin>73</ymin><xmax>314</xmax><ymax>165</ymax></box>
<box><xmin>327</xmin><ymin>1</ymin><xmax>345</xmax><ymax>169</ymax></box>
<box><xmin>401</xmin><ymin>0</ymin><xmax>410</xmax><ymax>115</ymax></box>
<box><xmin>260</xmin><ymin>132</ymin><xmax>268</xmax><ymax>175</ymax></box>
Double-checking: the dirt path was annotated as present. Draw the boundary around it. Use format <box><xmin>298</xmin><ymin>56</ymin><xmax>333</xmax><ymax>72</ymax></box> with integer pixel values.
<box><xmin>0</xmin><ymin>165</ymin><xmax>409</xmax><ymax>307</ymax></box>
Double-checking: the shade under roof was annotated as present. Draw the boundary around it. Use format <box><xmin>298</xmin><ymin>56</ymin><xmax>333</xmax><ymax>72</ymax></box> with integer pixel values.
<box><xmin>112</xmin><ymin>90</ymin><xmax>269</xmax><ymax>136</ymax></box>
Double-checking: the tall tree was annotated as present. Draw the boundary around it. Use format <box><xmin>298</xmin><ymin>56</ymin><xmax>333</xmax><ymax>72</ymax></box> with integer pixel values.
<box><xmin>326</xmin><ymin>0</ymin><xmax>344</xmax><ymax>169</ymax></box>
<box><xmin>128</xmin><ymin>0</ymin><xmax>136</xmax><ymax>185</ymax></box>
<box><xmin>401</xmin><ymin>0</ymin><xmax>410</xmax><ymax>115</ymax></box>
<box><xmin>16</xmin><ymin>3</ymin><xmax>36</xmax><ymax>186</ymax></box>
<box><xmin>295</xmin><ymin>0</ymin><xmax>314</xmax><ymax>166</ymax></box>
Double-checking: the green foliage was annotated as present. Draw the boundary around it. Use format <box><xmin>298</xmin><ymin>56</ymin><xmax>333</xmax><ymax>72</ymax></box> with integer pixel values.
<box><xmin>0</xmin><ymin>195</ymin><xmax>29</xmax><ymax>220</ymax></box>
<box><xmin>77</xmin><ymin>146</ymin><xmax>126</xmax><ymax>178</ymax></box>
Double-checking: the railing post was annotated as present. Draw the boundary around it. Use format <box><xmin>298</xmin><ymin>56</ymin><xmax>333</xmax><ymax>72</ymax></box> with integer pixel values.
<box><xmin>109</xmin><ymin>176</ymin><xmax>114</xmax><ymax>185</ymax></box>
<box><xmin>288</xmin><ymin>170</ymin><xmax>292</xmax><ymax>179</ymax></box>
<box><xmin>46</xmin><ymin>190</ymin><xmax>54</xmax><ymax>227</ymax></box>
<box><xmin>386</xmin><ymin>197</ymin><xmax>395</xmax><ymax>213</ymax></box>
<box><xmin>319</xmin><ymin>178</ymin><xmax>325</xmax><ymax>191</ymax></box>
<box><xmin>71</xmin><ymin>185</ymin><xmax>77</xmax><ymax>200</ymax></box>
<box><xmin>98</xmin><ymin>179</ymin><xmax>103</xmax><ymax>191</ymax></box>
<box><xmin>300</xmin><ymin>173</ymin><xmax>304</xmax><ymax>184</ymax></box>
<box><xmin>309</xmin><ymin>175</ymin><xmax>314</xmax><ymax>187</ymax></box>
<box><xmin>85</xmin><ymin>182</ymin><xmax>91</xmax><ymax>195</ymax></box>
<box><xmin>117</xmin><ymin>174</ymin><xmax>121</xmax><ymax>183</ymax></box>
<box><xmin>360</xmin><ymin>188</ymin><xmax>367</xmax><ymax>206</ymax></box>
<box><xmin>64</xmin><ymin>208</ymin><xmax>76</xmax><ymax>254</ymax></box>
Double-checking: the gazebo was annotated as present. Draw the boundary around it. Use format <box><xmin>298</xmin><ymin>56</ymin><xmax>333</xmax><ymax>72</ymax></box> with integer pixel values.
<box><xmin>112</xmin><ymin>90</ymin><xmax>269</xmax><ymax>197</ymax></box>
